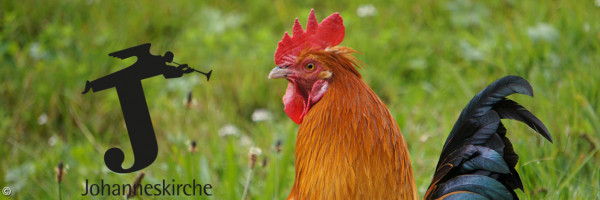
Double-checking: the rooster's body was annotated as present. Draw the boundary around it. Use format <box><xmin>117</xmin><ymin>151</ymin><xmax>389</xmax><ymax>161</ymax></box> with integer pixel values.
<box><xmin>269</xmin><ymin>10</ymin><xmax>552</xmax><ymax>200</ymax></box>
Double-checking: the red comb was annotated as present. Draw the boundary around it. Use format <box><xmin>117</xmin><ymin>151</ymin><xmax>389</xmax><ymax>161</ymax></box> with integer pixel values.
<box><xmin>274</xmin><ymin>9</ymin><xmax>345</xmax><ymax>66</ymax></box>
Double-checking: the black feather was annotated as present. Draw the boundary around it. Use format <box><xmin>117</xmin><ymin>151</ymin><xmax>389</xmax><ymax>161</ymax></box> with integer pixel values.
<box><xmin>493</xmin><ymin>99</ymin><xmax>553</xmax><ymax>142</ymax></box>
<box><xmin>433</xmin><ymin>175</ymin><xmax>513</xmax><ymax>200</ymax></box>
<box><xmin>441</xmin><ymin>192</ymin><xmax>489</xmax><ymax>200</ymax></box>
<box><xmin>424</xmin><ymin>76</ymin><xmax>552</xmax><ymax>200</ymax></box>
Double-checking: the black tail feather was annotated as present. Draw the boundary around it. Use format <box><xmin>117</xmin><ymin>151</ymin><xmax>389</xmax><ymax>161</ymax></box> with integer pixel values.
<box><xmin>424</xmin><ymin>76</ymin><xmax>552</xmax><ymax>200</ymax></box>
<box><xmin>494</xmin><ymin>99</ymin><xmax>552</xmax><ymax>142</ymax></box>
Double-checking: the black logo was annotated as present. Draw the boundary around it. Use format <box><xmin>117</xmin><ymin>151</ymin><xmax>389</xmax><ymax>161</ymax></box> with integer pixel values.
<box><xmin>83</xmin><ymin>43</ymin><xmax>211</xmax><ymax>173</ymax></box>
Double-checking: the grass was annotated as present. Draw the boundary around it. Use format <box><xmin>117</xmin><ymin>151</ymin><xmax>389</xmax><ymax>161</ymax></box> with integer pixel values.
<box><xmin>1</xmin><ymin>0</ymin><xmax>599</xmax><ymax>199</ymax></box>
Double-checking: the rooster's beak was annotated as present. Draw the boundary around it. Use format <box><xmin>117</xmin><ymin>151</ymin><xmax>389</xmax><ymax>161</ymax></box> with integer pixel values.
<box><xmin>269</xmin><ymin>66</ymin><xmax>291</xmax><ymax>79</ymax></box>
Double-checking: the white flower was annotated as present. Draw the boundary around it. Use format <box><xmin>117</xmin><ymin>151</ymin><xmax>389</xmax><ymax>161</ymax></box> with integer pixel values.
<box><xmin>408</xmin><ymin>58</ymin><xmax>427</xmax><ymax>70</ymax></box>
<box><xmin>29</xmin><ymin>42</ymin><xmax>44</xmax><ymax>60</ymax></box>
<box><xmin>218</xmin><ymin>124</ymin><xmax>240</xmax><ymax>137</ymax></box>
<box><xmin>420</xmin><ymin>134</ymin><xmax>430</xmax><ymax>143</ymax></box>
<box><xmin>48</xmin><ymin>135</ymin><xmax>58</xmax><ymax>146</ymax></box>
<box><xmin>596</xmin><ymin>0</ymin><xmax>600</xmax><ymax>7</ymax></box>
<box><xmin>357</xmin><ymin>4</ymin><xmax>377</xmax><ymax>18</ymax></box>
<box><xmin>251</xmin><ymin>109</ymin><xmax>273</xmax><ymax>122</ymax></box>
<box><xmin>240</xmin><ymin>134</ymin><xmax>253</xmax><ymax>147</ymax></box>
<box><xmin>459</xmin><ymin>40</ymin><xmax>485</xmax><ymax>61</ymax></box>
<box><xmin>82</xmin><ymin>181</ymin><xmax>87</xmax><ymax>191</ymax></box>
<box><xmin>37</xmin><ymin>113</ymin><xmax>48</xmax><ymax>125</ymax></box>
<box><xmin>249</xmin><ymin>147</ymin><xmax>262</xmax><ymax>156</ymax></box>
<box><xmin>527</xmin><ymin>23</ymin><xmax>559</xmax><ymax>42</ymax></box>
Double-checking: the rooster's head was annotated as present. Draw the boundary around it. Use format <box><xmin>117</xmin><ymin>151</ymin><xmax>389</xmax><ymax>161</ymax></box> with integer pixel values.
<box><xmin>269</xmin><ymin>9</ymin><xmax>360</xmax><ymax>124</ymax></box>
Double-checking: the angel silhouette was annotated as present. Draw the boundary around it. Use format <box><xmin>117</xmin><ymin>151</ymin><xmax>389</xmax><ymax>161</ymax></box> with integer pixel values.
<box><xmin>81</xmin><ymin>43</ymin><xmax>211</xmax><ymax>173</ymax></box>
<box><xmin>82</xmin><ymin>43</ymin><xmax>208</xmax><ymax>94</ymax></box>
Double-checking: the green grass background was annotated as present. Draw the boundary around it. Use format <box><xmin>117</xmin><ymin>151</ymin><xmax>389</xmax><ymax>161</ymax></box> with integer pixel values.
<box><xmin>1</xmin><ymin>0</ymin><xmax>599</xmax><ymax>199</ymax></box>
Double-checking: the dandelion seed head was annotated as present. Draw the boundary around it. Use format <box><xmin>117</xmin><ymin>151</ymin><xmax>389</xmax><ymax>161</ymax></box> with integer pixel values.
<box><xmin>218</xmin><ymin>124</ymin><xmax>240</xmax><ymax>137</ymax></box>
<box><xmin>251</xmin><ymin>109</ymin><xmax>273</xmax><ymax>122</ymax></box>
<box><xmin>459</xmin><ymin>40</ymin><xmax>485</xmax><ymax>61</ymax></box>
<box><xmin>240</xmin><ymin>135</ymin><xmax>253</xmax><ymax>147</ymax></box>
<box><xmin>527</xmin><ymin>23</ymin><xmax>559</xmax><ymax>42</ymax></box>
<box><xmin>248</xmin><ymin>146</ymin><xmax>262</xmax><ymax>169</ymax></box>
<box><xmin>420</xmin><ymin>134</ymin><xmax>430</xmax><ymax>143</ymax></box>
<box><xmin>29</xmin><ymin>43</ymin><xmax>44</xmax><ymax>60</ymax></box>
<box><xmin>357</xmin><ymin>4</ymin><xmax>377</xmax><ymax>18</ymax></box>
<box><xmin>249</xmin><ymin>146</ymin><xmax>262</xmax><ymax>156</ymax></box>
<box><xmin>38</xmin><ymin>113</ymin><xmax>48</xmax><ymax>125</ymax></box>
<box><xmin>48</xmin><ymin>135</ymin><xmax>58</xmax><ymax>146</ymax></box>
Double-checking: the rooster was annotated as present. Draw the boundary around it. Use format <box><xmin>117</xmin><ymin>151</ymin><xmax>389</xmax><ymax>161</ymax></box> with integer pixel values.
<box><xmin>268</xmin><ymin>9</ymin><xmax>552</xmax><ymax>200</ymax></box>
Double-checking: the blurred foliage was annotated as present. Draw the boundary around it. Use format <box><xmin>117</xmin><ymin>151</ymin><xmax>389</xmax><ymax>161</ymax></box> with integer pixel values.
<box><xmin>1</xmin><ymin>0</ymin><xmax>599</xmax><ymax>199</ymax></box>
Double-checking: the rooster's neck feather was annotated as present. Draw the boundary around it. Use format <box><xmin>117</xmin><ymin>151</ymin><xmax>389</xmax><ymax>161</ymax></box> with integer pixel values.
<box><xmin>289</xmin><ymin>50</ymin><xmax>418</xmax><ymax>199</ymax></box>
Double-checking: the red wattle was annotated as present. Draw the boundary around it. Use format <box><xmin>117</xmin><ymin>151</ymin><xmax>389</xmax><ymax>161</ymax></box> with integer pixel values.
<box><xmin>283</xmin><ymin>82</ymin><xmax>306</xmax><ymax>124</ymax></box>
<box><xmin>282</xmin><ymin>80</ymin><xmax>329</xmax><ymax>125</ymax></box>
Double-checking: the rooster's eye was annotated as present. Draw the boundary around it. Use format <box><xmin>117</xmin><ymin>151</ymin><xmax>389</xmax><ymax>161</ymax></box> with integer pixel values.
<box><xmin>306</xmin><ymin>63</ymin><xmax>315</xmax><ymax>70</ymax></box>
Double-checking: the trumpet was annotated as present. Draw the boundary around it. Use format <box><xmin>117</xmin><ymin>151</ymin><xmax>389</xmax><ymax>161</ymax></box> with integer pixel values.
<box><xmin>172</xmin><ymin>62</ymin><xmax>212</xmax><ymax>81</ymax></box>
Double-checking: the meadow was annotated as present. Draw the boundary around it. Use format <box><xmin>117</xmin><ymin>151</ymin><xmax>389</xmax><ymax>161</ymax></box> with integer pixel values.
<box><xmin>1</xmin><ymin>0</ymin><xmax>599</xmax><ymax>199</ymax></box>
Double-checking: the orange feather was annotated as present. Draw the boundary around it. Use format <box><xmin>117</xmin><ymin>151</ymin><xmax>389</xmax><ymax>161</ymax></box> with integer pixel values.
<box><xmin>287</xmin><ymin>47</ymin><xmax>417</xmax><ymax>200</ymax></box>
